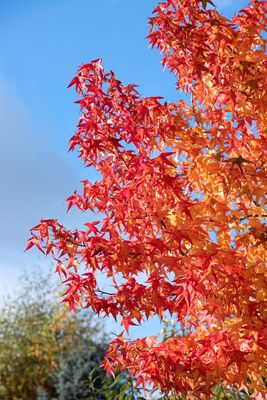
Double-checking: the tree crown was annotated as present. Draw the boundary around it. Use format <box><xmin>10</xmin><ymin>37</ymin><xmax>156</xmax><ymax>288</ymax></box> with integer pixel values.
<box><xmin>28</xmin><ymin>0</ymin><xmax>267</xmax><ymax>398</ymax></box>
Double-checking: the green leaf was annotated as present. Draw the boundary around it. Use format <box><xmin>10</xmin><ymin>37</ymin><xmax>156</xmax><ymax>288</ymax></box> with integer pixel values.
<box><xmin>110</xmin><ymin>374</ymin><xmax>123</xmax><ymax>388</ymax></box>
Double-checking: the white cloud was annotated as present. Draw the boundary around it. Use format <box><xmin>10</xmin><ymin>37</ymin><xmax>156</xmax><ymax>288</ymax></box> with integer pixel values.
<box><xmin>0</xmin><ymin>75</ymin><xmax>86</xmax><ymax>292</ymax></box>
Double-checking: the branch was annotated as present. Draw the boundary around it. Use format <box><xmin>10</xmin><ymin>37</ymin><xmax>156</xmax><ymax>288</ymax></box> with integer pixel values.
<box><xmin>240</xmin><ymin>213</ymin><xmax>267</xmax><ymax>221</ymax></box>
<box><xmin>96</xmin><ymin>288</ymin><xmax>115</xmax><ymax>296</ymax></box>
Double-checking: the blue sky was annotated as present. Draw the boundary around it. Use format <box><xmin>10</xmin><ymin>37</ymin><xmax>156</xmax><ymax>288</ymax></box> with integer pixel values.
<box><xmin>0</xmin><ymin>0</ymin><xmax>249</xmax><ymax>336</ymax></box>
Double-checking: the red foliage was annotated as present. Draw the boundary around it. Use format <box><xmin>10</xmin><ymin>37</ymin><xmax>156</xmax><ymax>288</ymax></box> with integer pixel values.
<box><xmin>28</xmin><ymin>0</ymin><xmax>267</xmax><ymax>397</ymax></box>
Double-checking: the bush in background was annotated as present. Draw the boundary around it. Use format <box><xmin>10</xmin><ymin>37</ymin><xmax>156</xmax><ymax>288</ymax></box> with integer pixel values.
<box><xmin>0</xmin><ymin>271</ymin><xmax>123</xmax><ymax>399</ymax></box>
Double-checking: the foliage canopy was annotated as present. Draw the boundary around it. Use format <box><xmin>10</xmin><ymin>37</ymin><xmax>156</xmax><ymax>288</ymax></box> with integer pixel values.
<box><xmin>28</xmin><ymin>0</ymin><xmax>267</xmax><ymax>398</ymax></box>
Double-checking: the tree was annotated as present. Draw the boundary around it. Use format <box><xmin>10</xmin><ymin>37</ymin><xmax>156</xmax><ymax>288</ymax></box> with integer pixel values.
<box><xmin>27</xmin><ymin>0</ymin><xmax>267</xmax><ymax>398</ymax></box>
<box><xmin>0</xmin><ymin>271</ymin><xmax>124</xmax><ymax>399</ymax></box>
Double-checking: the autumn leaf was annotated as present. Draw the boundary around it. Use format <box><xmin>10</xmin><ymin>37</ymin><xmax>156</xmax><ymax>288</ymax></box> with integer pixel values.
<box><xmin>27</xmin><ymin>0</ymin><xmax>267</xmax><ymax>397</ymax></box>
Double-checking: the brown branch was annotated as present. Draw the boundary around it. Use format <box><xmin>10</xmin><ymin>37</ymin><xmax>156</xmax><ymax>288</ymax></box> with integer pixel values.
<box><xmin>240</xmin><ymin>213</ymin><xmax>267</xmax><ymax>221</ymax></box>
<box><xmin>96</xmin><ymin>288</ymin><xmax>115</xmax><ymax>296</ymax></box>
<box><xmin>66</xmin><ymin>239</ymin><xmax>86</xmax><ymax>248</ymax></box>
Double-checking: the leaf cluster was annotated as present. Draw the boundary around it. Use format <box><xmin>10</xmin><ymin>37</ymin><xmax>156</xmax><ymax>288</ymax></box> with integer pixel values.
<box><xmin>28</xmin><ymin>0</ymin><xmax>267</xmax><ymax>397</ymax></box>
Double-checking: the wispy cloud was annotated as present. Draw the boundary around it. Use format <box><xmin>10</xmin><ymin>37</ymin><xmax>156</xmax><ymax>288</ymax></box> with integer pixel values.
<box><xmin>0</xmin><ymin>75</ymin><xmax>86</xmax><ymax>292</ymax></box>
